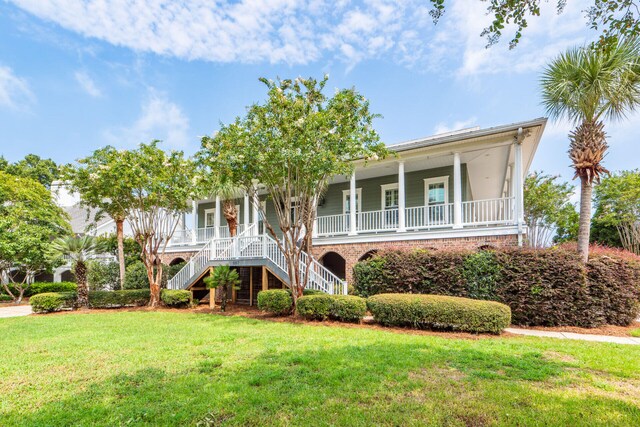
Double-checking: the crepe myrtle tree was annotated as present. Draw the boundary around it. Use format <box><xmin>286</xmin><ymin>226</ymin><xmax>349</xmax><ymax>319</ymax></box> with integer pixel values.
<box><xmin>62</xmin><ymin>146</ymin><xmax>132</xmax><ymax>289</ymax></box>
<box><xmin>117</xmin><ymin>141</ymin><xmax>195</xmax><ymax>307</ymax></box>
<box><xmin>0</xmin><ymin>172</ymin><xmax>70</xmax><ymax>303</ymax></box>
<box><xmin>198</xmin><ymin>76</ymin><xmax>387</xmax><ymax>304</ymax></box>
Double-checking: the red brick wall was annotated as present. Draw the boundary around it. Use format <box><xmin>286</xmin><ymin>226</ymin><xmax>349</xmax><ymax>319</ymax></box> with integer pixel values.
<box><xmin>158</xmin><ymin>251</ymin><xmax>197</xmax><ymax>265</ymax></box>
<box><xmin>311</xmin><ymin>234</ymin><xmax>518</xmax><ymax>283</ymax></box>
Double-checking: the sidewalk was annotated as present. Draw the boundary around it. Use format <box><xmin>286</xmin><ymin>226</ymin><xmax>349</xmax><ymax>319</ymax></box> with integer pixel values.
<box><xmin>0</xmin><ymin>305</ymin><xmax>33</xmax><ymax>319</ymax></box>
<box><xmin>505</xmin><ymin>327</ymin><xmax>640</xmax><ymax>345</ymax></box>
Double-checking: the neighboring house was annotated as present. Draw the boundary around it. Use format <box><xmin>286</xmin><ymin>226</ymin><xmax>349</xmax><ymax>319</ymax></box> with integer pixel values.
<box><xmin>50</xmin><ymin>181</ymin><xmax>120</xmax><ymax>282</ymax></box>
<box><xmin>164</xmin><ymin>118</ymin><xmax>547</xmax><ymax>305</ymax></box>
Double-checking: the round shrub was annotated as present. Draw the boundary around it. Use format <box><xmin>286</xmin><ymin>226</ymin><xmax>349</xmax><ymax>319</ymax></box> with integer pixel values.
<box><xmin>329</xmin><ymin>295</ymin><xmax>367</xmax><ymax>323</ymax></box>
<box><xmin>161</xmin><ymin>289</ymin><xmax>192</xmax><ymax>307</ymax></box>
<box><xmin>367</xmin><ymin>293</ymin><xmax>511</xmax><ymax>334</ymax></box>
<box><xmin>30</xmin><ymin>292</ymin><xmax>76</xmax><ymax>313</ymax></box>
<box><xmin>297</xmin><ymin>294</ymin><xmax>333</xmax><ymax>320</ymax></box>
<box><xmin>123</xmin><ymin>262</ymin><xmax>152</xmax><ymax>290</ymax></box>
<box><xmin>88</xmin><ymin>261</ymin><xmax>121</xmax><ymax>290</ymax></box>
<box><xmin>28</xmin><ymin>282</ymin><xmax>77</xmax><ymax>296</ymax></box>
<box><xmin>257</xmin><ymin>290</ymin><xmax>292</xmax><ymax>315</ymax></box>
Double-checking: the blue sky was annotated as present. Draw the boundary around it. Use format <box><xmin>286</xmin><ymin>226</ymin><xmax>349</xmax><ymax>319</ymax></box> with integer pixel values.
<box><xmin>0</xmin><ymin>0</ymin><xmax>638</xmax><ymax>188</ymax></box>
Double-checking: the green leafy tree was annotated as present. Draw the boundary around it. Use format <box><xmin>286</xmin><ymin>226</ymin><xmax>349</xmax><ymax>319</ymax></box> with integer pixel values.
<box><xmin>593</xmin><ymin>170</ymin><xmax>640</xmax><ymax>254</ymax></box>
<box><xmin>0</xmin><ymin>154</ymin><xmax>59</xmax><ymax>188</ymax></box>
<box><xmin>63</xmin><ymin>147</ymin><xmax>133</xmax><ymax>289</ymax></box>
<box><xmin>540</xmin><ymin>37</ymin><xmax>640</xmax><ymax>261</ymax></box>
<box><xmin>204</xmin><ymin>265</ymin><xmax>240</xmax><ymax>312</ymax></box>
<box><xmin>118</xmin><ymin>142</ymin><xmax>195</xmax><ymax>307</ymax></box>
<box><xmin>524</xmin><ymin>172</ymin><xmax>578</xmax><ymax>247</ymax></box>
<box><xmin>198</xmin><ymin>76</ymin><xmax>387</xmax><ymax>304</ymax></box>
<box><xmin>429</xmin><ymin>0</ymin><xmax>640</xmax><ymax>49</ymax></box>
<box><xmin>0</xmin><ymin>172</ymin><xmax>70</xmax><ymax>303</ymax></box>
<box><xmin>49</xmin><ymin>236</ymin><xmax>105</xmax><ymax>308</ymax></box>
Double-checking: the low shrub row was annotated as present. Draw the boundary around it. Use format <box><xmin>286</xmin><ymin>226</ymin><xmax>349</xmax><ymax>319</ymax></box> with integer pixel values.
<box><xmin>1</xmin><ymin>282</ymin><xmax>77</xmax><ymax>298</ymax></box>
<box><xmin>296</xmin><ymin>294</ymin><xmax>366</xmax><ymax>322</ymax></box>
<box><xmin>367</xmin><ymin>293</ymin><xmax>511</xmax><ymax>334</ymax></box>
<box><xmin>30</xmin><ymin>289</ymin><xmax>191</xmax><ymax>313</ymax></box>
<box><xmin>353</xmin><ymin>248</ymin><xmax>640</xmax><ymax>327</ymax></box>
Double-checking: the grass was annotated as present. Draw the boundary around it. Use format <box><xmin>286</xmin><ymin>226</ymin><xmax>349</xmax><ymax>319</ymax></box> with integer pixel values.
<box><xmin>631</xmin><ymin>328</ymin><xmax>640</xmax><ymax>337</ymax></box>
<box><xmin>1</xmin><ymin>312</ymin><xmax>639</xmax><ymax>426</ymax></box>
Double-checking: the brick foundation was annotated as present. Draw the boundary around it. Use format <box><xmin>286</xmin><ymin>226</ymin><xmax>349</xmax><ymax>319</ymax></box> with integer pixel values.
<box><xmin>158</xmin><ymin>251</ymin><xmax>197</xmax><ymax>266</ymax></box>
<box><xmin>311</xmin><ymin>234</ymin><xmax>519</xmax><ymax>284</ymax></box>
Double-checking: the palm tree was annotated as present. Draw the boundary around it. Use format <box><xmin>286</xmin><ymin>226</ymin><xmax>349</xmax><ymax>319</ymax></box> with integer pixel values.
<box><xmin>212</xmin><ymin>179</ymin><xmax>242</xmax><ymax>237</ymax></box>
<box><xmin>203</xmin><ymin>265</ymin><xmax>240</xmax><ymax>311</ymax></box>
<box><xmin>541</xmin><ymin>37</ymin><xmax>640</xmax><ymax>261</ymax></box>
<box><xmin>49</xmin><ymin>236</ymin><xmax>104</xmax><ymax>308</ymax></box>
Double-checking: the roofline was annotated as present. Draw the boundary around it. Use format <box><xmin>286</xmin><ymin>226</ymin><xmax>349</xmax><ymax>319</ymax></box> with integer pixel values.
<box><xmin>387</xmin><ymin>117</ymin><xmax>548</xmax><ymax>153</ymax></box>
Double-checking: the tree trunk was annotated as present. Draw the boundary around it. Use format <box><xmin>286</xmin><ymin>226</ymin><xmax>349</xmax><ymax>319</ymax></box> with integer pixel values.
<box><xmin>149</xmin><ymin>282</ymin><xmax>161</xmax><ymax>307</ymax></box>
<box><xmin>16</xmin><ymin>288</ymin><xmax>25</xmax><ymax>305</ymax></box>
<box><xmin>223</xmin><ymin>200</ymin><xmax>238</xmax><ymax>237</ymax></box>
<box><xmin>76</xmin><ymin>262</ymin><xmax>89</xmax><ymax>308</ymax></box>
<box><xmin>116</xmin><ymin>219</ymin><xmax>126</xmax><ymax>290</ymax></box>
<box><xmin>577</xmin><ymin>176</ymin><xmax>593</xmax><ymax>263</ymax></box>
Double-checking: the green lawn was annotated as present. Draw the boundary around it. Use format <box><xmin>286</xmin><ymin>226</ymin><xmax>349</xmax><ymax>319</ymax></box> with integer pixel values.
<box><xmin>1</xmin><ymin>312</ymin><xmax>639</xmax><ymax>426</ymax></box>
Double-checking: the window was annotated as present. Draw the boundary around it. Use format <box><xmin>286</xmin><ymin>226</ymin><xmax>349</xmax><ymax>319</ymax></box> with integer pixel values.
<box><xmin>342</xmin><ymin>188</ymin><xmax>362</xmax><ymax>215</ymax></box>
<box><xmin>424</xmin><ymin>177</ymin><xmax>449</xmax><ymax>224</ymax></box>
<box><xmin>204</xmin><ymin>208</ymin><xmax>216</xmax><ymax>228</ymax></box>
<box><xmin>380</xmin><ymin>183</ymin><xmax>399</xmax><ymax>227</ymax></box>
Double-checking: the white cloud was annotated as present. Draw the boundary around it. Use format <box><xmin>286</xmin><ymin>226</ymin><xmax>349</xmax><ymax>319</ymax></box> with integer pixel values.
<box><xmin>103</xmin><ymin>90</ymin><xmax>190</xmax><ymax>149</ymax></box>
<box><xmin>9</xmin><ymin>0</ymin><xmax>593</xmax><ymax>73</ymax></box>
<box><xmin>74</xmin><ymin>70</ymin><xmax>101</xmax><ymax>97</ymax></box>
<box><xmin>0</xmin><ymin>65</ymin><xmax>35</xmax><ymax>110</ymax></box>
<box><xmin>433</xmin><ymin>117</ymin><xmax>478</xmax><ymax>134</ymax></box>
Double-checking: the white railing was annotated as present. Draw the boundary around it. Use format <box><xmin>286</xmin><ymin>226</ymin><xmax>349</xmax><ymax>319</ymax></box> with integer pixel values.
<box><xmin>167</xmin><ymin>227</ymin><xmax>347</xmax><ymax>294</ymax></box>
<box><xmin>169</xmin><ymin>224</ymin><xmax>248</xmax><ymax>246</ymax></box>
<box><xmin>462</xmin><ymin>197</ymin><xmax>514</xmax><ymax>226</ymax></box>
<box><xmin>405</xmin><ymin>204</ymin><xmax>453</xmax><ymax>229</ymax></box>
<box><xmin>315</xmin><ymin>198</ymin><xmax>514</xmax><ymax>236</ymax></box>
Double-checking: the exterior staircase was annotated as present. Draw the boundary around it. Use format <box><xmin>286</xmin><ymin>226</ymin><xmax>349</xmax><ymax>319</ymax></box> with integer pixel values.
<box><xmin>167</xmin><ymin>225</ymin><xmax>347</xmax><ymax>295</ymax></box>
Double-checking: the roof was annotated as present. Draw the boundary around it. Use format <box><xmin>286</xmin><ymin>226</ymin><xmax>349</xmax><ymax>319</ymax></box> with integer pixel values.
<box><xmin>63</xmin><ymin>204</ymin><xmax>113</xmax><ymax>235</ymax></box>
<box><xmin>387</xmin><ymin>117</ymin><xmax>548</xmax><ymax>153</ymax></box>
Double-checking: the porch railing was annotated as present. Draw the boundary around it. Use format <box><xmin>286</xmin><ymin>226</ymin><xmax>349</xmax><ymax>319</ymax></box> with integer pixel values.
<box><xmin>169</xmin><ymin>224</ymin><xmax>248</xmax><ymax>246</ymax></box>
<box><xmin>315</xmin><ymin>197</ymin><xmax>514</xmax><ymax>237</ymax></box>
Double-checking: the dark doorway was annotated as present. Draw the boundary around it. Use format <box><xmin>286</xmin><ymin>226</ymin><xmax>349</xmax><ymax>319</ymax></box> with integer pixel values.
<box><xmin>320</xmin><ymin>252</ymin><xmax>346</xmax><ymax>280</ymax></box>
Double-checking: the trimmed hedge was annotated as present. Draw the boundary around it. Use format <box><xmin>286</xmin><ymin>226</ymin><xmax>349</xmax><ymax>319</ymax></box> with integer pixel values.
<box><xmin>161</xmin><ymin>289</ymin><xmax>192</xmax><ymax>307</ymax></box>
<box><xmin>29</xmin><ymin>282</ymin><xmax>77</xmax><ymax>296</ymax></box>
<box><xmin>296</xmin><ymin>294</ymin><xmax>367</xmax><ymax>322</ymax></box>
<box><xmin>257</xmin><ymin>290</ymin><xmax>293</xmax><ymax>315</ymax></box>
<box><xmin>367</xmin><ymin>293</ymin><xmax>511</xmax><ymax>334</ymax></box>
<box><xmin>30</xmin><ymin>292</ymin><xmax>77</xmax><ymax>313</ymax></box>
<box><xmin>89</xmin><ymin>289</ymin><xmax>150</xmax><ymax>308</ymax></box>
<box><xmin>297</xmin><ymin>294</ymin><xmax>333</xmax><ymax>320</ymax></box>
<box><xmin>354</xmin><ymin>248</ymin><xmax>640</xmax><ymax>327</ymax></box>
<box><xmin>0</xmin><ymin>294</ymin><xmax>12</xmax><ymax>302</ymax></box>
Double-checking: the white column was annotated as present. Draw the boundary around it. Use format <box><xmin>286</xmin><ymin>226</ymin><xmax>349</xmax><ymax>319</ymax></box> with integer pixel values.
<box><xmin>214</xmin><ymin>196</ymin><xmax>221</xmax><ymax>239</ymax></box>
<box><xmin>453</xmin><ymin>152</ymin><xmax>462</xmax><ymax>228</ymax></box>
<box><xmin>191</xmin><ymin>201</ymin><xmax>197</xmax><ymax>244</ymax></box>
<box><xmin>243</xmin><ymin>193</ymin><xmax>250</xmax><ymax>232</ymax></box>
<box><xmin>397</xmin><ymin>161</ymin><xmax>406</xmax><ymax>232</ymax></box>
<box><xmin>252</xmin><ymin>193</ymin><xmax>259</xmax><ymax>235</ymax></box>
<box><xmin>514</xmin><ymin>141</ymin><xmax>524</xmax><ymax>227</ymax></box>
<box><xmin>349</xmin><ymin>171</ymin><xmax>357</xmax><ymax>236</ymax></box>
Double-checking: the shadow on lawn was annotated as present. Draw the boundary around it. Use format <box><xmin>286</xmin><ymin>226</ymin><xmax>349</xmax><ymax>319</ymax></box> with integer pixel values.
<box><xmin>7</xmin><ymin>335</ymin><xmax>640</xmax><ymax>426</ymax></box>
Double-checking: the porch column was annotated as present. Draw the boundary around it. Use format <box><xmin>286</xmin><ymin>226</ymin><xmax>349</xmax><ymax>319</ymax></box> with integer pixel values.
<box><xmin>214</xmin><ymin>196</ymin><xmax>221</xmax><ymax>239</ymax></box>
<box><xmin>514</xmin><ymin>139</ymin><xmax>524</xmax><ymax>226</ymax></box>
<box><xmin>397</xmin><ymin>161</ymin><xmax>406</xmax><ymax>232</ymax></box>
<box><xmin>349</xmin><ymin>171</ymin><xmax>357</xmax><ymax>236</ymax></box>
<box><xmin>252</xmin><ymin>193</ymin><xmax>259</xmax><ymax>235</ymax></box>
<box><xmin>243</xmin><ymin>193</ymin><xmax>250</xmax><ymax>232</ymax></box>
<box><xmin>191</xmin><ymin>200</ymin><xmax>197</xmax><ymax>244</ymax></box>
<box><xmin>453</xmin><ymin>152</ymin><xmax>462</xmax><ymax>228</ymax></box>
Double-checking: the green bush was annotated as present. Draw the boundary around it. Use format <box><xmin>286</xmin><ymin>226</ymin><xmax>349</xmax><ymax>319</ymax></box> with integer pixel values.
<box><xmin>296</xmin><ymin>294</ymin><xmax>333</xmax><ymax>320</ymax></box>
<box><xmin>330</xmin><ymin>295</ymin><xmax>367</xmax><ymax>322</ymax></box>
<box><xmin>28</xmin><ymin>282</ymin><xmax>77</xmax><ymax>296</ymax></box>
<box><xmin>0</xmin><ymin>294</ymin><xmax>13</xmax><ymax>302</ymax></box>
<box><xmin>353</xmin><ymin>248</ymin><xmax>640</xmax><ymax>327</ymax></box>
<box><xmin>296</xmin><ymin>294</ymin><xmax>367</xmax><ymax>322</ymax></box>
<box><xmin>89</xmin><ymin>289</ymin><xmax>150</xmax><ymax>308</ymax></box>
<box><xmin>367</xmin><ymin>293</ymin><xmax>511</xmax><ymax>334</ymax></box>
<box><xmin>30</xmin><ymin>292</ymin><xmax>76</xmax><ymax>313</ymax></box>
<box><xmin>88</xmin><ymin>261</ymin><xmax>121</xmax><ymax>291</ymax></box>
<box><xmin>257</xmin><ymin>290</ymin><xmax>292</xmax><ymax>315</ymax></box>
<box><xmin>161</xmin><ymin>289</ymin><xmax>192</xmax><ymax>307</ymax></box>
<box><xmin>123</xmin><ymin>262</ymin><xmax>170</xmax><ymax>290</ymax></box>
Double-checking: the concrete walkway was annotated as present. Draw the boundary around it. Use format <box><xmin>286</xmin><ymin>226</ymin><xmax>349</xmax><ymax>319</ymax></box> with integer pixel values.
<box><xmin>505</xmin><ymin>327</ymin><xmax>640</xmax><ymax>345</ymax></box>
<box><xmin>0</xmin><ymin>305</ymin><xmax>33</xmax><ymax>319</ymax></box>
